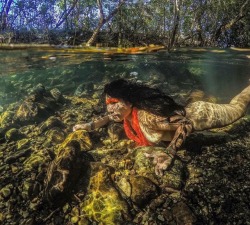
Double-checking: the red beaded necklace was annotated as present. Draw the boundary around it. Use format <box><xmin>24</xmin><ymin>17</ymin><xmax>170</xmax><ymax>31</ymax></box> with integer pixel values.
<box><xmin>123</xmin><ymin>108</ymin><xmax>152</xmax><ymax>146</ymax></box>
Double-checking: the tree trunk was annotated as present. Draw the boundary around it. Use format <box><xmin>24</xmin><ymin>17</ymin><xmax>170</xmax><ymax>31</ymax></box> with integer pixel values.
<box><xmin>86</xmin><ymin>0</ymin><xmax>125</xmax><ymax>47</ymax></box>
<box><xmin>86</xmin><ymin>20</ymin><xmax>105</xmax><ymax>47</ymax></box>
<box><xmin>168</xmin><ymin>0</ymin><xmax>182</xmax><ymax>50</ymax></box>
<box><xmin>213</xmin><ymin>0</ymin><xmax>249</xmax><ymax>42</ymax></box>
<box><xmin>54</xmin><ymin>0</ymin><xmax>79</xmax><ymax>29</ymax></box>
<box><xmin>118</xmin><ymin>7</ymin><xmax>122</xmax><ymax>47</ymax></box>
<box><xmin>0</xmin><ymin>0</ymin><xmax>14</xmax><ymax>31</ymax></box>
<box><xmin>64</xmin><ymin>0</ymin><xmax>69</xmax><ymax>30</ymax></box>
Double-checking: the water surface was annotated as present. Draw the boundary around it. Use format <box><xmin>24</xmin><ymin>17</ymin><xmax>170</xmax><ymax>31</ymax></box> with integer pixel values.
<box><xmin>0</xmin><ymin>47</ymin><xmax>249</xmax><ymax>108</ymax></box>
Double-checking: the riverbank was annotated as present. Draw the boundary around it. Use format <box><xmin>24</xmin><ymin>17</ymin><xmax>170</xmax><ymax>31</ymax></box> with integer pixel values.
<box><xmin>0</xmin><ymin>43</ymin><xmax>165</xmax><ymax>54</ymax></box>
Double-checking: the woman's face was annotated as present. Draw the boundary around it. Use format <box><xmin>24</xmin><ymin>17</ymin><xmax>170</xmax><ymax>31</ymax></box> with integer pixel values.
<box><xmin>106</xmin><ymin>96</ymin><xmax>132</xmax><ymax>122</ymax></box>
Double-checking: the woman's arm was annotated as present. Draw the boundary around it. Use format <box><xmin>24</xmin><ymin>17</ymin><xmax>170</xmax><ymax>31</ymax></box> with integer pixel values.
<box><xmin>151</xmin><ymin>113</ymin><xmax>193</xmax><ymax>152</ymax></box>
<box><xmin>73</xmin><ymin>115</ymin><xmax>110</xmax><ymax>132</ymax></box>
<box><xmin>165</xmin><ymin>115</ymin><xmax>193</xmax><ymax>153</ymax></box>
<box><xmin>144</xmin><ymin>113</ymin><xmax>193</xmax><ymax>176</ymax></box>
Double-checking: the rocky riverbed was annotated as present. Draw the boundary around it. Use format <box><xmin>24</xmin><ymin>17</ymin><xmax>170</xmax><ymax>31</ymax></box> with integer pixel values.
<box><xmin>0</xmin><ymin>81</ymin><xmax>249</xmax><ymax>225</ymax></box>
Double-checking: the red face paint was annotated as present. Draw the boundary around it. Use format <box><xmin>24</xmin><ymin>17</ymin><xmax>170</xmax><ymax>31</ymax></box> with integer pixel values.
<box><xmin>106</xmin><ymin>97</ymin><xmax>120</xmax><ymax>105</ymax></box>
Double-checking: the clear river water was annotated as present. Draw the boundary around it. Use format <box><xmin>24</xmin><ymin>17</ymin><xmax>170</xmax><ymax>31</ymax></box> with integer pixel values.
<box><xmin>0</xmin><ymin>47</ymin><xmax>250</xmax><ymax>109</ymax></box>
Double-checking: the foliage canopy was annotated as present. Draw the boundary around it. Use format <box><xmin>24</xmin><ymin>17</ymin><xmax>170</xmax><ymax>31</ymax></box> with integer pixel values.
<box><xmin>0</xmin><ymin>0</ymin><xmax>249</xmax><ymax>48</ymax></box>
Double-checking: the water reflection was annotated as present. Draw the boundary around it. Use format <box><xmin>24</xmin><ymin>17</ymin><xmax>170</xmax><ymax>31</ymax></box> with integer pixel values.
<box><xmin>0</xmin><ymin>48</ymin><xmax>249</xmax><ymax>108</ymax></box>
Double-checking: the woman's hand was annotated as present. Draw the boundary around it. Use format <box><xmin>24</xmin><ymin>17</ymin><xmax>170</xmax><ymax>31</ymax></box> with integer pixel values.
<box><xmin>72</xmin><ymin>122</ymin><xmax>92</xmax><ymax>132</ymax></box>
<box><xmin>144</xmin><ymin>151</ymin><xmax>174</xmax><ymax>176</ymax></box>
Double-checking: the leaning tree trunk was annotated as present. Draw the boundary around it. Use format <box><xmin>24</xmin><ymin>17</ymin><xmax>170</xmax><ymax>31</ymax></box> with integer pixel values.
<box><xmin>54</xmin><ymin>0</ymin><xmax>79</xmax><ymax>29</ymax></box>
<box><xmin>213</xmin><ymin>0</ymin><xmax>249</xmax><ymax>43</ymax></box>
<box><xmin>86</xmin><ymin>0</ymin><xmax>125</xmax><ymax>47</ymax></box>
<box><xmin>86</xmin><ymin>19</ymin><xmax>105</xmax><ymax>47</ymax></box>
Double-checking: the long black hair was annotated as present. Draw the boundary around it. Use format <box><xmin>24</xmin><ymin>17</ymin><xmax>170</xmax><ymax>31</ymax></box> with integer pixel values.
<box><xmin>103</xmin><ymin>79</ymin><xmax>185</xmax><ymax>117</ymax></box>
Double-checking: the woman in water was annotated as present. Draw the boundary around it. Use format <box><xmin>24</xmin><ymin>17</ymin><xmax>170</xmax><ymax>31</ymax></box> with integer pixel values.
<box><xmin>73</xmin><ymin>79</ymin><xmax>250</xmax><ymax>175</ymax></box>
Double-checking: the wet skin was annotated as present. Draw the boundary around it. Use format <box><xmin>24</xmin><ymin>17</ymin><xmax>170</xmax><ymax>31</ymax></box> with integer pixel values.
<box><xmin>73</xmin><ymin>96</ymin><xmax>187</xmax><ymax>176</ymax></box>
<box><xmin>106</xmin><ymin>96</ymin><xmax>132</xmax><ymax>122</ymax></box>
<box><xmin>73</xmin><ymin>84</ymin><xmax>250</xmax><ymax>176</ymax></box>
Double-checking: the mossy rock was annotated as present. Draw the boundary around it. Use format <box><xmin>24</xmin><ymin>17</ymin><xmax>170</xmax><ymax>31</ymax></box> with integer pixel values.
<box><xmin>56</xmin><ymin>130</ymin><xmax>92</xmax><ymax>155</ymax></box>
<box><xmin>38</xmin><ymin>116</ymin><xmax>65</xmax><ymax>133</ymax></box>
<box><xmin>68</xmin><ymin>96</ymin><xmax>98</xmax><ymax>108</ymax></box>
<box><xmin>23</xmin><ymin>150</ymin><xmax>48</xmax><ymax>172</ymax></box>
<box><xmin>0</xmin><ymin>110</ymin><xmax>15</xmax><ymax>128</ymax></box>
<box><xmin>78</xmin><ymin>162</ymin><xmax>131</xmax><ymax>225</ymax></box>
<box><xmin>15</xmin><ymin>100</ymin><xmax>39</xmax><ymax>122</ymax></box>
<box><xmin>5</xmin><ymin>128</ymin><xmax>24</xmax><ymax>141</ymax></box>
<box><xmin>131</xmin><ymin>146</ymin><xmax>185</xmax><ymax>190</ymax></box>
<box><xmin>0</xmin><ymin>184</ymin><xmax>13</xmax><ymax>199</ymax></box>
<box><xmin>44</xmin><ymin>139</ymin><xmax>91</xmax><ymax>206</ymax></box>
<box><xmin>116</xmin><ymin>175</ymin><xmax>159</xmax><ymax>208</ymax></box>
<box><xmin>17</xmin><ymin>138</ymin><xmax>30</xmax><ymax>150</ymax></box>
<box><xmin>44</xmin><ymin>128</ymin><xmax>65</xmax><ymax>146</ymax></box>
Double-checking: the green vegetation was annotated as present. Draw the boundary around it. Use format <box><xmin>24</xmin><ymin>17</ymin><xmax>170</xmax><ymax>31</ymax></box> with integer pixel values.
<box><xmin>0</xmin><ymin>0</ymin><xmax>249</xmax><ymax>49</ymax></box>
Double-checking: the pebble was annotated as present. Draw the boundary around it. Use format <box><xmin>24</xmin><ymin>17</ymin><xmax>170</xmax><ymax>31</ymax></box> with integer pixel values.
<box><xmin>157</xmin><ymin>214</ymin><xmax>165</xmax><ymax>221</ymax></box>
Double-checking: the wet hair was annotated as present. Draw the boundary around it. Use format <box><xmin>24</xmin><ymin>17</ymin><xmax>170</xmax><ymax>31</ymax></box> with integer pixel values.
<box><xmin>103</xmin><ymin>79</ymin><xmax>185</xmax><ymax>117</ymax></box>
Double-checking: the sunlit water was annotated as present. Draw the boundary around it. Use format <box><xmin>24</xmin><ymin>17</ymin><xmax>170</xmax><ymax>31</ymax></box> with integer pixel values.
<box><xmin>0</xmin><ymin>47</ymin><xmax>250</xmax><ymax>110</ymax></box>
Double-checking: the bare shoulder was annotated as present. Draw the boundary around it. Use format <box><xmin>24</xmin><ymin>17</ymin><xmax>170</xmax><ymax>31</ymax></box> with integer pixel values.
<box><xmin>137</xmin><ymin>109</ymin><xmax>156</xmax><ymax>119</ymax></box>
<box><xmin>137</xmin><ymin>109</ymin><xmax>167</xmax><ymax>125</ymax></box>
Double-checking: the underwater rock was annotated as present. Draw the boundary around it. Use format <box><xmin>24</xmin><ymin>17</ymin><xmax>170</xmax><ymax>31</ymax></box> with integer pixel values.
<box><xmin>23</xmin><ymin>150</ymin><xmax>48</xmax><ymax>172</ymax></box>
<box><xmin>14</xmin><ymin>89</ymin><xmax>63</xmax><ymax>125</ymax></box>
<box><xmin>22</xmin><ymin>178</ymin><xmax>35</xmax><ymax>200</ymax></box>
<box><xmin>0</xmin><ymin>212</ymin><xmax>5</xmax><ymax>223</ymax></box>
<box><xmin>15</xmin><ymin>100</ymin><xmax>39</xmax><ymax>122</ymax></box>
<box><xmin>5</xmin><ymin>148</ymin><xmax>31</xmax><ymax>164</ymax></box>
<box><xmin>0</xmin><ymin>107</ymin><xmax>16</xmax><ymax>128</ymax></box>
<box><xmin>74</xmin><ymin>84</ymin><xmax>84</xmax><ymax>96</ymax></box>
<box><xmin>130</xmin><ymin>147</ymin><xmax>156</xmax><ymax>178</ymax></box>
<box><xmin>74</xmin><ymin>83</ymin><xmax>94</xmax><ymax>97</ymax></box>
<box><xmin>77</xmin><ymin>162</ymin><xmax>131</xmax><ymax>225</ymax></box>
<box><xmin>44</xmin><ymin>132</ymin><xmax>92</xmax><ymax>206</ymax></box>
<box><xmin>172</xmin><ymin>201</ymin><xmax>197</xmax><ymax>225</ymax></box>
<box><xmin>17</xmin><ymin>138</ymin><xmax>30</xmax><ymax>150</ymax></box>
<box><xmin>131</xmin><ymin>147</ymin><xmax>185</xmax><ymax>190</ymax></box>
<box><xmin>132</xmin><ymin>193</ymin><xmax>196</xmax><ymax>225</ymax></box>
<box><xmin>38</xmin><ymin>116</ymin><xmax>65</xmax><ymax>134</ymax></box>
<box><xmin>186</xmin><ymin>89</ymin><xmax>218</xmax><ymax>104</ymax></box>
<box><xmin>0</xmin><ymin>184</ymin><xmax>13</xmax><ymax>199</ymax></box>
<box><xmin>50</xmin><ymin>88</ymin><xmax>64</xmax><ymax>102</ymax></box>
<box><xmin>115</xmin><ymin>176</ymin><xmax>132</xmax><ymax>197</ymax></box>
<box><xmin>43</xmin><ymin>128</ymin><xmax>65</xmax><ymax>147</ymax></box>
<box><xmin>161</xmin><ymin>159</ymin><xmax>185</xmax><ymax>190</ymax></box>
<box><xmin>89</xmin><ymin>140</ymin><xmax>130</xmax><ymax>162</ymax></box>
<box><xmin>57</xmin><ymin>130</ymin><xmax>93</xmax><ymax>154</ymax></box>
<box><xmin>28</xmin><ymin>83</ymin><xmax>46</xmax><ymax>99</ymax></box>
<box><xmin>185</xmin><ymin>164</ymin><xmax>204</xmax><ymax>188</ymax></box>
<box><xmin>69</xmin><ymin>96</ymin><xmax>98</xmax><ymax>108</ymax></box>
<box><xmin>19</xmin><ymin>124</ymin><xmax>37</xmax><ymax>136</ymax></box>
<box><xmin>5</xmin><ymin>128</ymin><xmax>25</xmax><ymax>141</ymax></box>
<box><xmin>107</xmin><ymin>122</ymin><xmax>125</xmax><ymax>143</ymax></box>
<box><xmin>127</xmin><ymin>175</ymin><xmax>159</xmax><ymax>207</ymax></box>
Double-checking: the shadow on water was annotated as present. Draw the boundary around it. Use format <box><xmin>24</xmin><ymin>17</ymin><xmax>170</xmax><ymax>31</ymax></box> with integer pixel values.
<box><xmin>0</xmin><ymin>47</ymin><xmax>250</xmax><ymax>108</ymax></box>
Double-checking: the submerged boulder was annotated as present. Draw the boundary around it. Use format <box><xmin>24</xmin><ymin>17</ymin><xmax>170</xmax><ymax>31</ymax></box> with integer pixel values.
<box><xmin>44</xmin><ymin>130</ymin><xmax>93</xmax><ymax>207</ymax></box>
<box><xmin>75</xmin><ymin>162</ymin><xmax>132</xmax><ymax>225</ymax></box>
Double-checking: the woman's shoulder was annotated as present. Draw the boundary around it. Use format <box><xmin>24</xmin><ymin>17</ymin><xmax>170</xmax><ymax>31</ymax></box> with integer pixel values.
<box><xmin>137</xmin><ymin>109</ymin><xmax>154</xmax><ymax>117</ymax></box>
<box><xmin>137</xmin><ymin>109</ymin><xmax>167</xmax><ymax>124</ymax></box>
